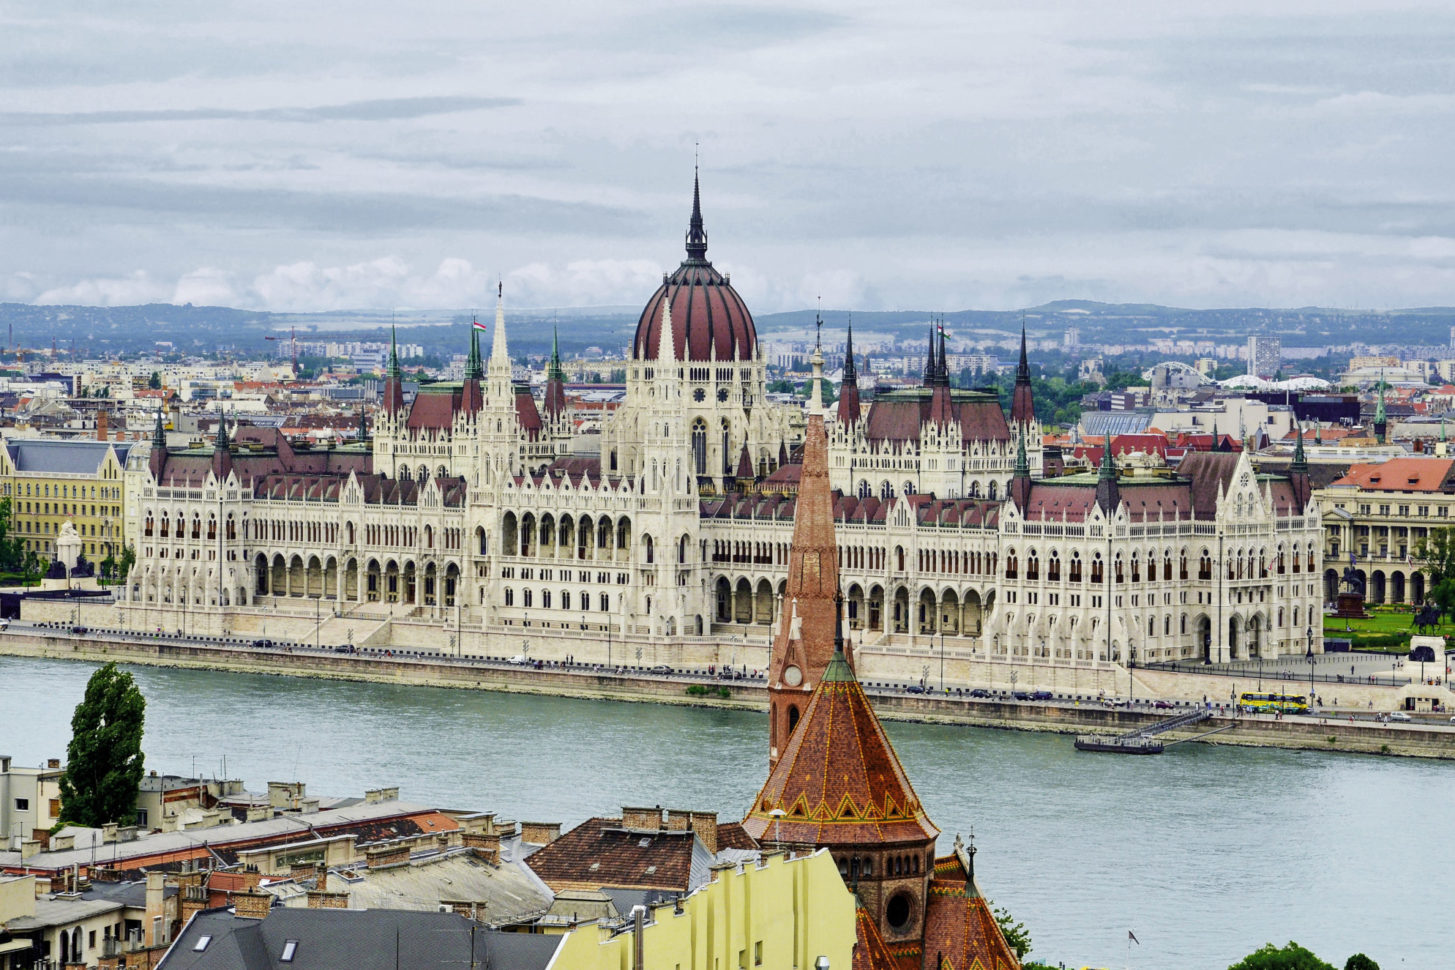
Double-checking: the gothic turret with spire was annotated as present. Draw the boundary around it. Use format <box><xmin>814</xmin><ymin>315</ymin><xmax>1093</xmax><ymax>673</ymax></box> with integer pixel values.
<box><xmin>383</xmin><ymin>324</ymin><xmax>406</xmax><ymax>414</ymax></box>
<box><xmin>543</xmin><ymin>325</ymin><xmax>567</xmax><ymax>420</ymax></box>
<box><xmin>836</xmin><ymin>322</ymin><xmax>861</xmax><ymax>426</ymax></box>
<box><xmin>1011</xmin><ymin>322</ymin><xmax>1035</xmax><ymax>426</ymax></box>
<box><xmin>1095</xmin><ymin>432</ymin><xmax>1120</xmax><ymax>514</ymax></box>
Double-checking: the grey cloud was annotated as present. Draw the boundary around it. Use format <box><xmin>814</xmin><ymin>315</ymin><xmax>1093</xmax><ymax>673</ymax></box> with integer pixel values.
<box><xmin>0</xmin><ymin>96</ymin><xmax>520</xmax><ymax>127</ymax></box>
<box><xmin>0</xmin><ymin>171</ymin><xmax>642</xmax><ymax>236</ymax></box>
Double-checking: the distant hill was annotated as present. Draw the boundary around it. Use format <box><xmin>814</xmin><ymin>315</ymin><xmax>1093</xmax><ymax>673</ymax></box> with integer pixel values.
<box><xmin>3</xmin><ymin>299</ymin><xmax>1452</xmax><ymax>358</ymax></box>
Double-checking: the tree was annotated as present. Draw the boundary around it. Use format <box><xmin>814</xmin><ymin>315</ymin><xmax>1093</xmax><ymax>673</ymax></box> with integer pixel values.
<box><xmin>1228</xmin><ymin>941</ymin><xmax>1336</xmax><ymax>970</ymax></box>
<box><xmin>59</xmin><ymin>663</ymin><xmax>147</xmax><ymax>827</ymax></box>
<box><xmin>1344</xmin><ymin>956</ymin><xmax>1379</xmax><ymax>970</ymax></box>
<box><xmin>148</xmin><ymin>371</ymin><xmax>162</xmax><ymax>390</ymax></box>
<box><xmin>988</xmin><ymin>900</ymin><xmax>1031</xmax><ymax>960</ymax></box>
<box><xmin>0</xmin><ymin>496</ymin><xmax>28</xmax><ymax>573</ymax></box>
<box><xmin>1413</xmin><ymin>527</ymin><xmax>1455</xmax><ymax>619</ymax></box>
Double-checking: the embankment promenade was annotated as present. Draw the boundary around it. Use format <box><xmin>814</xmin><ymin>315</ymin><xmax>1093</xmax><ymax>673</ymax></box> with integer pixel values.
<box><xmin>4</xmin><ymin>624</ymin><xmax>1453</xmax><ymax>761</ymax></box>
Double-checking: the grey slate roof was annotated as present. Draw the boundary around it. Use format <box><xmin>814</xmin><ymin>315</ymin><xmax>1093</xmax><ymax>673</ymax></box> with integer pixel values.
<box><xmin>5</xmin><ymin>438</ymin><xmax>132</xmax><ymax>474</ymax></box>
<box><xmin>158</xmin><ymin>907</ymin><xmax>563</xmax><ymax>970</ymax></box>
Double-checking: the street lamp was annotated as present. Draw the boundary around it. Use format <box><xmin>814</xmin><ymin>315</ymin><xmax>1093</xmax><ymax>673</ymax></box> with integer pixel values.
<box><xmin>1129</xmin><ymin>642</ymin><xmax>1136</xmax><ymax>707</ymax></box>
<box><xmin>1305</xmin><ymin>626</ymin><xmax>1315</xmax><ymax>704</ymax></box>
<box><xmin>939</xmin><ymin>625</ymin><xmax>945</xmax><ymax>692</ymax></box>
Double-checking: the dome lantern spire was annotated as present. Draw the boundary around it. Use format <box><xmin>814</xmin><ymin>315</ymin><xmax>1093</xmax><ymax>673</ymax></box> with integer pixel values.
<box><xmin>685</xmin><ymin>164</ymin><xmax>709</xmax><ymax>262</ymax></box>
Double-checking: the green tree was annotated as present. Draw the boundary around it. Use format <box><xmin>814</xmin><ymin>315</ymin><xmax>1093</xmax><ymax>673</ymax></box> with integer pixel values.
<box><xmin>0</xmin><ymin>496</ymin><xmax>28</xmax><ymax>573</ymax></box>
<box><xmin>1228</xmin><ymin>941</ymin><xmax>1336</xmax><ymax>970</ymax></box>
<box><xmin>59</xmin><ymin>663</ymin><xmax>147</xmax><ymax>827</ymax></box>
<box><xmin>988</xmin><ymin>901</ymin><xmax>1031</xmax><ymax>960</ymax></box>
<box><xmin>1413</xmin><ymin>527</ymin><xmax>1455</xmax><ymax>618</ymax></box>
<box><xmin>1343</xmin><ymin>956</ymin><xmax>1379</xmax><ymax>970</ymax></box>
<box><xmin>148</xmin><ymin>371</ymin><xmax>162</xmax><ymax>390</ymax></box>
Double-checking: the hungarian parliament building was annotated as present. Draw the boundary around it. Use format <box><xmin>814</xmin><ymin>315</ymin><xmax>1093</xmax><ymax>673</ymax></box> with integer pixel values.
<box><xmin>121</xmin><ymin>181</ymin><xmax>1325</xmax><ymax>671</ymax></box>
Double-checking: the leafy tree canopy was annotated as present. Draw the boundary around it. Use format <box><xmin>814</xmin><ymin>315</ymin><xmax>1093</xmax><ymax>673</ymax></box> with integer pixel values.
<box><xmin>59</xmin><ymin>663</ymin><xmax>147</xmax><ymax>827</ymax></box>
<box><xmin>1228</xmin><ymin>941</ymin><xmax>1336</xmax><ymax>970</ymax></box>
<box><xmin>1343</xmin><ymin>955</ymin><xmax>1379</xmax><ymax>970</ymax></box>
<box><xmin>988</xmin><ymin>900</ymin><xmax>1031</xmax><ymax>960</ymax></box>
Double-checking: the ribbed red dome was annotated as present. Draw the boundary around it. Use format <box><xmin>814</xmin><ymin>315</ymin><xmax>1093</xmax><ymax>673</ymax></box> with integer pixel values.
<box><xmin>631</xmin><ymin>173</ymin><xmax>757</xmax><ymax>363</ymax></box>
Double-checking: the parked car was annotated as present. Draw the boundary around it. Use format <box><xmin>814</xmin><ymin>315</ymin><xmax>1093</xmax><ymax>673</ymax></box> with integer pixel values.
<box><xmin>1029</xmin><ymin>690</ymin><xmax>1053</xmax><ymax>701</ymax></box>
<box><xmin>251</xmin><ymin>638</ymin><xmax>273</xmax><ymax>649</ymax></box>
<box><xmin>649</xmin><ymin>664</ymin><xmax>674</xmax><ymax>675</ymax></box>
<box><xmin>969</xmin><ymin>688</ymin><xmax>991</xmax><ymax>698</ymax></box>
<box><xmin>1388</xmin><ymin>711</ymin><xmax>1412</xmax><ymax>722</ymax></box>
<box><xmin>906</xmin><ymin>685</ymin><xmax>926</xmax><ymax>694</ymax></box>
<box><xmin>70</xmin><ymin>625</ymin><xmax>88</xmax><ymax>635</ymax></box>
<box><xmin>507</xmin><ymin>655</ymin><xmax>528</xmax><ymax>665</ymax></box>
<box><xmin>1154</xmin><ymin>700</ymin><xmax>1173</xmax><ymax>710</ymax></box>
<box><xmin>1012</xmin><ymin>691</ymin><xmax>1032</xmax><ymax>701</ymax></box>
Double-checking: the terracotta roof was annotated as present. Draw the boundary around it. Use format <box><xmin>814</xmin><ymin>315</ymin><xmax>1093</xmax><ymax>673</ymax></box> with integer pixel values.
<box><xmin>1332</xmin><ymin>457</ymin><xmax>1455</xmax><ymax>492</ymax></box>
<box><xmin>406</xmin><ymin>388</ymin><xmax>463</xmax><ymax>430</ymax></box>
<box><xmin>743</xmin><ymin>651</ymin><xmax>939</xmax><ymax>847</ymax></box>
<box><xmin>851</xmin><ymin>907</ymin><xmax>904</xmax><ymax>970</ymax></box>
<box><xmin>515</xmin><ymin>386</ymin><xmax>543</xmax><ymax>437</ymax></box>
<box><xmin>862</xmin><ymin>389</ymin><xmax>1010</xmax><ymax>444</ymax></box>
<box><xmin>523</xmin><ymin>817</ymin><xmax>703</xmax><ymax>893</ymax></box>
<box><xmin>921</xmin><ymin>851</ymin><xmax>1022</xmax><ymax>970</ymax></box>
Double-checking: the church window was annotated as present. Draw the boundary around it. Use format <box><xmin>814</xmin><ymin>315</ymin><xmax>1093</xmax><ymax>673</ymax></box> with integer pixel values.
<box><xmin>886</xmin><ymin>892</ymin><xmax>912</xmax><ymax>931</ymax></box>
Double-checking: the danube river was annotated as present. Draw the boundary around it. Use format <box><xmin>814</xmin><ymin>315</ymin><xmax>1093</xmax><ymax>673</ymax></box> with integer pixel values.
<box><xmin>1</xmin><ymin>656</ymin><xmax>1445</xmax><ymax>969</ymax></box>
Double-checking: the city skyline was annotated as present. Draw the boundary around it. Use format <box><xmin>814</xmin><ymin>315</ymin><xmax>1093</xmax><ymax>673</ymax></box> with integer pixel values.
<box><xmin>4</xmin><ymin>1</ymin><xmax>1455</xmax><ymax>314</ymax></box>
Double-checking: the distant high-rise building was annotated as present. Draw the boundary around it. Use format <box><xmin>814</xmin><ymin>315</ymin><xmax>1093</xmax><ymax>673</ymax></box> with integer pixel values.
<box><xmin>1063</xmin><ymin>326</ymin><xmax>1080</xmax><ymax>353</ymax></box>
<box><xmin>1247</xmin><ymin>335</ymin><xmax>1282</xmax><ymax>379</ymax></box>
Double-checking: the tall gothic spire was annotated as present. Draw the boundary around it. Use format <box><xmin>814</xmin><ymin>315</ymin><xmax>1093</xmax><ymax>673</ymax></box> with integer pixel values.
<box><xmin>1095</xmin><ymin>432</ymin><xmax>1120</xmax><ymax>514</ymax></box>
<box><xmin>543</xmin><ymin>325</ymin><xmax>567</xmax><ymax>418</ymax></box>
<box><xmin>383</xmin><ymin>323</ymin><xmax>406</xmax><ymax>413</ymax></box>
<box><xmin>924</xmin><ymin>321</ymin><xmax>937</xmax><ymax>386</ymax></box>
<box><xmin>837</xmin><ymin>323</ymin><xmax>861</xmax><ymax>426</ymax></box>
<box><xmin>465</xmin><ymin>317</ymin><xmax>483</xmax><ymax>381</ymax></box>
<box><xmin>937</xmin><ymin>321</ymin><xmax>949</xmax><ymax>386</ymax></box>
<box><xmin>152</xmin><ymin>407</ymin><xmax>165</xmax><ymax>448</ymax></box>
<box><xmin>685</xmin><ymin>165</ymin><xmax>709</xmax><ymax>262</ymax></box>
<box><xmin>1011</xmin><ymin>320</ymin><xmax>1035</xmax><ymax>425</ymax></box>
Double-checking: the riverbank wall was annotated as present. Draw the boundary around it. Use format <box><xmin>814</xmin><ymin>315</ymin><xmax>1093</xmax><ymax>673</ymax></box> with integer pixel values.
<box><xmin>5</xmin><ymin>630</ymin><xmax>1452</xmax><ymax>761</ymax></box>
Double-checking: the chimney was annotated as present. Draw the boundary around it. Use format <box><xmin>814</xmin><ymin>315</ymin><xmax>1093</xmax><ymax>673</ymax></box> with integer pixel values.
<box><xmin>48</xmin><ymin>758</ymin><xmax>61</xmax><ymax>770</ymax></box>
<box><xmin>145</xmin><ymin>871</ymin><xmax>167</xmax><ymax>946</ymax></box>
<box><xmin>621</xmin><ymin>807</ymin><xmax>662</xmax><ymax>831</ymax></box>
<box><xmin>97</xmin><ymin>410</ymin><xmax>108</xmax><ymax>441</ymax></box>
<box><xmin>246</xmin><ymin>806</ymin><xmax>270</xmax><ymax>823</ymax></box>
<box><xmin>102</xmin><ymin>823</ymin><xmax>118</xmax><ymax>844</ymax></box>
<box><xmin>631</xmin><ymin>905</ymin><xmax>647</xmax><ymax>970</ymax></box>
<box><xmin>50</xmin><ymin>834</ymin><xmax>75</xmax><ymax>852</ymax></box>
<box><xmin>232</xmin><ymin>890</ymin><xmax>272</xmax><ymax>920</ymax></box>
<box><xmin>689</xmin><ymin>812</ymin><xmax>719</xmax><ymax>855</ymax></box>
<box><xmin>518</xmin><ymin>822</ymin><xmax>561</xmax><ymax>846</ymax></box>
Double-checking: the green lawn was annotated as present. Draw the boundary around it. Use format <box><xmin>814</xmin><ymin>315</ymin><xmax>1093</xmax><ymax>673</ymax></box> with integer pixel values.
<box><xmin>1324</xmin><ymin>607</ymin><xmax>1447</xmax><ymax>652</ymax></box>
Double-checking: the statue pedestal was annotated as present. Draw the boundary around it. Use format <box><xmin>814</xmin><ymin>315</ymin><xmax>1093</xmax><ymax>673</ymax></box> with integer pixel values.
<box><xmin>1334</xmin><ymin>592</ymin><xmax>1370</xmax><ymax>619</ymax></box>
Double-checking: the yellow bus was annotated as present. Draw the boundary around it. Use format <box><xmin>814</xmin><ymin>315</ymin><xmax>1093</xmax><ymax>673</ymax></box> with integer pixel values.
<box><xmin>1238</xmin><ymin>691</ymin><xmax>1309</xmax><ymax>714</ymax></box>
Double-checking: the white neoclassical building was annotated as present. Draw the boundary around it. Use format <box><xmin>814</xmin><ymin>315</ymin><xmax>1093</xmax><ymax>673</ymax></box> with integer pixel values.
<box><xmin>120</xmin><ymin>179</ymin><xmax>1323</xmax><ymax>668</ymax></box>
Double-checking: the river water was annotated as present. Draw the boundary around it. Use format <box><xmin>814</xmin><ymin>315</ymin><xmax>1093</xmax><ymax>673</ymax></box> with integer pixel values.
<box><xmin>1</xmin><ymin>655</ymin><xmax>1445</xmax><ymax>969</ymax></box>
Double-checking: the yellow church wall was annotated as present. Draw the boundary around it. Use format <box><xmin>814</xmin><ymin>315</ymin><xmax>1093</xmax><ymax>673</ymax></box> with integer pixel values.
<box><xmin>547</xmin><ymin>848</ymin><xmax>855</xmax><ymax>970</ymax></box>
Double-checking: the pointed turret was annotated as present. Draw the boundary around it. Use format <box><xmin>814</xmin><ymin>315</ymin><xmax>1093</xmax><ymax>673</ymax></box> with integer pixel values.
<box><xmin>938</xmin><ymin>321</ymin><xmax>950</xmax><ymax>386</ymax></box>
<box><xmin>357</xmin><ymin>404</ymin><xmax>369</xmax><ymax>442</ymax></box>
<box><xmin>543</xmin><ymin>325</ymin><xmax>567</xmax><ymax>418</ymax></box>
<box><xmin>1373</xmin><ymin>370</ymin><xmax>1388</xmax><ymax>444</ymax></box>
<box><xmin>461</xmin><ymin>317</ymin><xmax>484</xmax><ymax>413</ymax></box>
<box><xmin>656</xmin><ymin>297</ymin><xmax>676</xmax><ymax>363</ymax></box>
<box><xmin>766</xmin><ymin>414</ymin><xmax>842</xmax><ymax>769</ymax></box>
<box><xmin>734</xmin><ymin>443</ymin><xmax>754</xmax><ymax>483</ymax></box>
<box><xmin>211</xmin><ymin>406</ymin><xmax>232</xmax><ymax>480</ymax></box>
<box><xmin>836</xmin><ymin>323</ymin><xmax>861</xmax><ymax>426</ymax></box>
<box><xmin>1095</xmin><ymin>432</ymin><xmax>1120</xmax><ymax>514</ymax></box>
<box><xmin>685</xmin><ymin>166</ymin><xmax>709</xmax><ymax>263</ymax></box>
<box><xmin>1011</xmin><ymin>321</ymin><xmax>1035</xmax><ymax>426</ymax></box>
<box><xmin>1290</xmin><ymin>422</ymin><xmax>1311</xmax><ymax>508</ymax></box>
<box><xmin>149</xmin><ymin>407</ymin><xmax>168</xmax><ymax>478</ymax></box>
<box><xmin>1009</xmin><ymin>429</ymin><xmax>1033</xmax><ymax>510</ymax></box>
<box><xmin>924</xmin><ymin>321</ymin><xmax>938</xmax><ymax>386</ymax></box>
<box><xmin>383</xmin><ymin>324</ymin><xmax>406</xmax><ymax>413</ymax></box>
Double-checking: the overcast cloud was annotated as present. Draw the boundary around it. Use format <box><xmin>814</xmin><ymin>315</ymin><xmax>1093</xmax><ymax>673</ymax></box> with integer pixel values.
<box><xmin>3</xmin><ymin>0</ymin><xmax>1454</xmax><ymax>313</ymax></box>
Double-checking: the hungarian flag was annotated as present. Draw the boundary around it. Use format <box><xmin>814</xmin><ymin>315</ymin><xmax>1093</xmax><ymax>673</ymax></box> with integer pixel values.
<box><xmin>471</xmin><ymin>317</ymin><xmax>489</xmax><ymax>332</ymax></box>
<box><xmin>1129</xmin><ymin>930</ymin><xmax>1140</xmax><ymax>945</ymax></box>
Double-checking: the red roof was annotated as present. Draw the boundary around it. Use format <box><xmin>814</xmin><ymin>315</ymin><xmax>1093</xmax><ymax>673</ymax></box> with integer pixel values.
<box><xmin>1333</xmin><ymin>457</ymin><xmax>1455</xmax><ymax>492</ymax></box>
<box><xmin>743</xmin><ymin>652</ymin><xmax>939</xmax><ymax>848</ymax></box>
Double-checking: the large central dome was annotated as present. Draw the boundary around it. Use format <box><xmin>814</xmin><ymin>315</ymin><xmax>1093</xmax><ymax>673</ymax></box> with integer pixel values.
<box><xmin>631</xmin><ymin>175</ymin><xmax>757</xmax><ymax>362</ymax></box>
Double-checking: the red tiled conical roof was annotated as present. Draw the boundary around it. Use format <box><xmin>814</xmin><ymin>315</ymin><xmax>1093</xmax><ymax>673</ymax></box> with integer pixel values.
<box><xmin>744</xmin><ymin>646</ymin><xmax>939</xmax><ymax>847</ymax></box>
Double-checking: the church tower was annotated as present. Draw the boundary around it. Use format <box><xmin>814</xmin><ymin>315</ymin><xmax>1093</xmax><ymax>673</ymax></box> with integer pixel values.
<box><xmin>766</xmin><ymin>413</ymin><xmax>841</xmax><ymax>768</ymax></box>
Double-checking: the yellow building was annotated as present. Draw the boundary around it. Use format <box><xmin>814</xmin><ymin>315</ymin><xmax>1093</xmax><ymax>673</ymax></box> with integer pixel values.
<box><xmin>0</xmin><ymin>438</ymin><xmax>132</xmax><ymax>564</ymax></box>
<box><xmin>549</xmin><ymin>849</ymin><xmax>855</xmax><ymax>970</ymax></box>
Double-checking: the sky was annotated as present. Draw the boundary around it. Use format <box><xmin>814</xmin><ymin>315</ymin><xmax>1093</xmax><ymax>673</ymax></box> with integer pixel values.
<box><xmin>3</xmin><ymin>0</ymin><xmax>1455</xmax><ymax>315</ymax></box>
